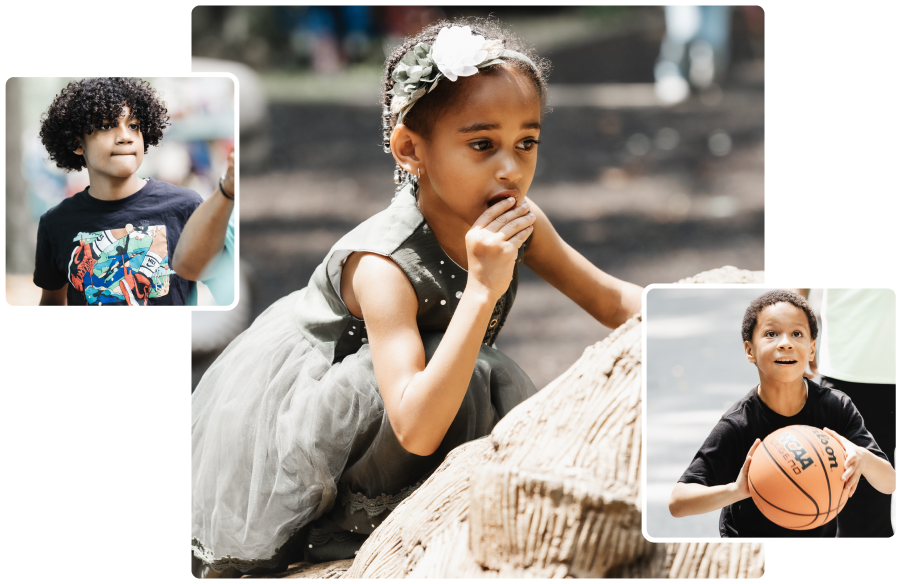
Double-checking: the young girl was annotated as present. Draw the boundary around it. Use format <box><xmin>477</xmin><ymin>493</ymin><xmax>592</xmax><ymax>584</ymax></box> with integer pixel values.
<box><xmin>192</xmin><ymin>19</ymin><xmax>642</xmax><ymax>576</ymax></box>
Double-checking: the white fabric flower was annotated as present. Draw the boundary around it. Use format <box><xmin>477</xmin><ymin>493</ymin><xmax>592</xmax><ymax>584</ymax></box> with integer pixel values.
<box><xmin>431</xmin><ymin>26</ymin><xmax>489</xmax><ymax>82</ymax></box>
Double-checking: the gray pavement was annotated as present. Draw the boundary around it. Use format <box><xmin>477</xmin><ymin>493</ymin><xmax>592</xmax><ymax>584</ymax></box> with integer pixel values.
<box><xmin>645</xmin><ymin>287</ymin><xmax>774</xmax><ymax>538</ymax></box>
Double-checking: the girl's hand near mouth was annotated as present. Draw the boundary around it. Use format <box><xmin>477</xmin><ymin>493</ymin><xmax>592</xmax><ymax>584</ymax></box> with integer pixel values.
<box><xmin>465</xmin><ymin>197</ymin><xmax>535</xmax><ymax>301</ymax></box>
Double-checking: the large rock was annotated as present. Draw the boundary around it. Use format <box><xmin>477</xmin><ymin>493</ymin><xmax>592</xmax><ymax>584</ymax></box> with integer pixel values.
<box><xmin>338</xmin><ymin>266</ymin><xmax>765</xmax><ymax>579</ymax></box>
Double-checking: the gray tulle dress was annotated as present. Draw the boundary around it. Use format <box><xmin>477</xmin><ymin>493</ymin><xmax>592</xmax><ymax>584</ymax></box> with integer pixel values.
<box><xmin>191</xmin><ymin>186</ymin><xmax>537</xmax><ymax>574</ymax></box>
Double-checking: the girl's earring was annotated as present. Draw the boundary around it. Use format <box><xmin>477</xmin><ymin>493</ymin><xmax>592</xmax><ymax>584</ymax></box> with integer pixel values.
<box><xmin>410</xmin><ymin>166</ymin><xmax>420</xmax><ymax>196</ymax></box>
<box><xmin>383</xmin><ymin>103</ymin><xmax>417</xmax><ymax>195</ymax></box>
<box><xmin>381</xmin><ymin>104</ymin><xmax>393</xmax><ymax>154</ymax></box>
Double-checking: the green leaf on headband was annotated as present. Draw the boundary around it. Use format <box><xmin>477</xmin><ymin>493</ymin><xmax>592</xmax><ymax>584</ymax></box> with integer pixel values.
<box><xmin>406</xmin><ymin>66</ymin><xmax>425</xmax><ymax>83</ymax></box>
<box><xmin>414</xmin><ymin>42</ymin><xmax>431</xmax><ymax>59</ymax></box>
<box><xmin>390</xmin><ymin>42</ymin><xmax>441</xmax><ymax>104</ymax></box>
<box><xmin>410</xmin><ymin>87</ymin><xmax>426</xmax><ymax>102</ymax></box>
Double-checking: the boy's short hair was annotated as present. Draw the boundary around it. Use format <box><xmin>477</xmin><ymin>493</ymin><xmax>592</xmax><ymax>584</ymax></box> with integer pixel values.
<box><xmin>39</xmin><ymin>77</ymin><xmax>170</xmax><ymax>172</ymax></box>
<box><xmin>741</xmin><ymin>290</ymin><xmax>818</xmax><ymax>342</ymax></box>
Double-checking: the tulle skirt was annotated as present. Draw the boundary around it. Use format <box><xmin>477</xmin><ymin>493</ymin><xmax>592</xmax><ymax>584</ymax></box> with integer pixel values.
<box><xmin>191</xmin><ymin>290</ymin><xmax>536</xmax><ymax>571</ymax></box>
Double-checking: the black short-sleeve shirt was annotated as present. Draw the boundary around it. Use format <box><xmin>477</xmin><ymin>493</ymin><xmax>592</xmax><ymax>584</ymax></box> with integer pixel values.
<box><xmin>33</xmin><ymin>178</ymin><xmax>203</xmax><ymax>306</ymax></box>
<box><xmin>678</xmin><ymin>380</ymin><xmax>888</xmax><ymax>537</ymax></box>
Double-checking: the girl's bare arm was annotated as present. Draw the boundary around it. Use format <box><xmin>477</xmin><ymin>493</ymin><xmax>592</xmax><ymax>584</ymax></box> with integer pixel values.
<box><xmin>342</xmin><ymin>198</ymin><xmax>534</xmax><ymax>457</ymax></box>
<box><xmin>522</xmin><ymin>198</ymin><xmax>642</xmax><ymax>329</ymax></box>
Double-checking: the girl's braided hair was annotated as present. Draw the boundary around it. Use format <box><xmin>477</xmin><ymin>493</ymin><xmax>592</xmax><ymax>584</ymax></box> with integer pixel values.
<box><xmin>39</xmin><ymin>77</ymin><xmax>170</xmax><ymax>172</ymax></box>
<box><xmin>379</xmin><ymin>17</ymin><xmax>551</xmax><ymax>153</ymax></box>
<box><xmin>741</xmin><ymin>290</ymin><xmax>819</xmax><ymax>342</ymax></box>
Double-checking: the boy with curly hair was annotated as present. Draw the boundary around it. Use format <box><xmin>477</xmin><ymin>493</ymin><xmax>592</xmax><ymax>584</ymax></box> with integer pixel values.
<box><xmin>34</xmin><ymin>77</ymin><xmax>205</xmax><ymax>305</ymax></box>
<box><xmin>668</xmin><ymin>290</ymin><xmax>895</xmax><ymax>537</ymax></box>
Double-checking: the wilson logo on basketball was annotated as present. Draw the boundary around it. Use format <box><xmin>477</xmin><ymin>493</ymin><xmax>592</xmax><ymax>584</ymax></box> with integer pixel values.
<box><xmin>774</xmin><ymin>431</ymin><xmax>814</xmax><ymax>474</ymax></box>
<box><xmin>749</xmin><ymin>425</ymin><xmax>849</xmax><ymax>530</ymax></box>
<box><xmin>810</xmin><ymin>428</ymin><xmax>840</xmax><ymax>469</ymax></box>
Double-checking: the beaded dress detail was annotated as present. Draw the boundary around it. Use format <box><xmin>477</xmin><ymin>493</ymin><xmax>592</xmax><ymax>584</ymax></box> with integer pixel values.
<box><xmin>191</xmin><ymin>186</ymin><xmax>536</xmax><ymax>573</ymax></box>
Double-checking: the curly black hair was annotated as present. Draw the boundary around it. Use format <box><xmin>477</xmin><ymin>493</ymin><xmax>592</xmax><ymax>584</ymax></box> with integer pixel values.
<box><xmin>741</xmin><ymin>290</ymin><xmax>818</xmax><ymax>342</ymax></box>
<box><xmin>39</xmin><ymin>77</ymin><xmax>170</xmax><ymax>172</ymax></box>
<box><xmin>381</xmin><ymin>17</ymin><xmax>552</xmax><ymax>141</ymax></box>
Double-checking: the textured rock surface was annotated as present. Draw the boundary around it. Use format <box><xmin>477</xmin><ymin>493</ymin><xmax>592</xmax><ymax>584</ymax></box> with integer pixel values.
<box><xmin>338</xmin><ymin>267</ymin><xmax>766</xmax><ymax>579</ymax></box>
<box><xmin>343</xmin><ymin>439</ymin><xmax>495</xmax><ymax>578</ymax></box>
<box><xmin>468</xmin><ymin>317</ymin><xmax>649</xmax><ymax>577</ymax></box>
<box><xmin>676</xmin><ymin>266</ymin><xmax>764</xmax><ymax>284</ymax></box>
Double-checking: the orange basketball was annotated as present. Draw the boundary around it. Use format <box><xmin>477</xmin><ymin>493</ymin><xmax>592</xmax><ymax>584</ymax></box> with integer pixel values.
<box><xmin>747</xmin><ymin>425</ymin><xmax>849</xmax><ymax>530</ymax></box>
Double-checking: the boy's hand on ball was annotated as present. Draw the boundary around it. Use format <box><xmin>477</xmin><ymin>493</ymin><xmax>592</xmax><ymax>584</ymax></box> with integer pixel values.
<box><xmin>466</xmin><ymin>197</ymin><xmax>535</xmax><ymax>300</ymax></box>
<box><xmin>823</xmin><ymin>427</ymin><xmax>867</xmax><ymax>497</ymax></box>
<box><xmin>734</xmin><ymin>438</ymin><xmax>761</xmax><ymax>500</ymax></box>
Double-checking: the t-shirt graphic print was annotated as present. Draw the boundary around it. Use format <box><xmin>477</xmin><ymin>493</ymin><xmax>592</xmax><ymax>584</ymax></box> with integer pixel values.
<box><xmin>33</xmin><ymin>179</ymin><xmax>204</xmax><ymax>306</ymax></box>
<box><xmin>69</xmin><ymin>222</ymin><xmax>173</xmax><ymax>305</ymax></box>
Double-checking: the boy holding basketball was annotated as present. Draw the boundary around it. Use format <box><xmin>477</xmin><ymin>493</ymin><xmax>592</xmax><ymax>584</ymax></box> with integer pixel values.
<box><xmin>668</xmin><ymin>290</ymin><xmax>895</xmax><ymax>537</ymax></box>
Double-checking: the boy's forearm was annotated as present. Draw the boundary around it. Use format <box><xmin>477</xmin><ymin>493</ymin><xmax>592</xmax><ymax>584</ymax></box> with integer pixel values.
<box><xmin>862</xmin><ymin>450</ymin><xmax>896</xmax><ymax>494</ymax></box>
<box><xmin>171</xmin><ymin>192</ymin><xmax>233</xmax><ymax>281</ymax></box>
<box><xmin>669</xmin><ymin>481</ymin><xmax>746</xmax><ymax>517</ymax></box>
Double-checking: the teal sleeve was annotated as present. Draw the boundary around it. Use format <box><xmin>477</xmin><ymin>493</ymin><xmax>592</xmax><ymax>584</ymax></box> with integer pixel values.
<box><xmin>200</xmin><ymin>212</ymin><xmax>236</xmax><ymax>306</ymax></box>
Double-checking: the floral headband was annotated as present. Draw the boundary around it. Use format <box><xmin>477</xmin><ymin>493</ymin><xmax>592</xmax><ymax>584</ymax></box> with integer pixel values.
<box><xmin>387</xmin><ymin>25</ymin><xmax>538</xmax><ymax>126</ymax></box>
<box><xmin>382</xmin><ymin>26</ymin><xmax>537</xmax><ymax>192</ymax></box>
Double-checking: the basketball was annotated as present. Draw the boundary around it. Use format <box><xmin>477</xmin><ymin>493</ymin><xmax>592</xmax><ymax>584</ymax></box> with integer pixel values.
<box><xmin>747</xmin><ymin>425</ymin><xmax>849</xmax><ymax>530</ymax></box>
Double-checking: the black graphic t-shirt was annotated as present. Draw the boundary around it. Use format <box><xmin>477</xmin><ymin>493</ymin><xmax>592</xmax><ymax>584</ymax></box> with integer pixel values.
<box><xmin>33</xmin><ymin>178</ymin><xmax>203</xmax><ymax>306</ymax></box>
<box><xmin>678</xmin><ymin>380</ymin><xmax>887</xmax><ymax>537</ymax></box>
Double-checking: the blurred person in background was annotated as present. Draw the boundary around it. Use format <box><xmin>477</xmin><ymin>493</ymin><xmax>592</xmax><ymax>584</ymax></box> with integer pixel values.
<box><xmin>278</xmin><ymin>6</ymin><xmax>373</xmax><ymax>73</ymax></box>
<box><xmin>267</xmin><ymin>6</ymin><xmax>445</xmax><ymax>72</ymax></box>
<box><xmin>655</xmin><ymin>5</ymin><xmax>731</xmax><ymax>105</ymax></box>
<box><xmin>794</xmin><ymin>288</ymin><xmax>896</xmax><ymax>537</ymax></box>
